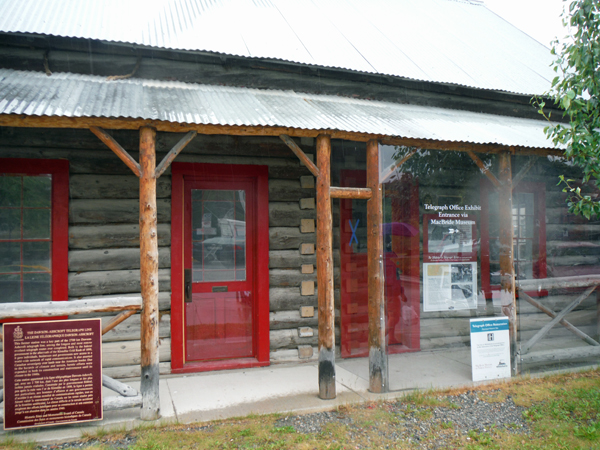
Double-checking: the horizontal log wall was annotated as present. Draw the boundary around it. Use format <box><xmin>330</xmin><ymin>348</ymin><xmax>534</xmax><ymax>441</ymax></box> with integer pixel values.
<box><xmin>0</xmin><ymin>128</ymin><xmax>322</xmax><ymax>373</ymax></box>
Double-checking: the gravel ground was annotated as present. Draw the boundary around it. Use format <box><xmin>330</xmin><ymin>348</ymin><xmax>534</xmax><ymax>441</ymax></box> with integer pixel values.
<box><xmin>275</xmin><ymin>389</ymin><xmax>528</xmax><ymax>449</ymax></box>
<box><xmin>35</xmin><ymin>391</ymin><xmax>528</xmax><ymax>449</ymax></box>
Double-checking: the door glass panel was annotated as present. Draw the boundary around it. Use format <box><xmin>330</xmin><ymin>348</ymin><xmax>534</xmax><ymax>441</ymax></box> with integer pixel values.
<box><xmin>191</xmin><ymin>189</ymin><xmax>246</xmax><ymax>282</ymax></box>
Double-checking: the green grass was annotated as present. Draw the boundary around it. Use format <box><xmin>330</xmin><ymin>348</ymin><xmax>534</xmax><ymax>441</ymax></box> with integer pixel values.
<box><xmin>2</xmin><ymin>369</ymin><xmax>600</xmax><ymax>449</ymax></box>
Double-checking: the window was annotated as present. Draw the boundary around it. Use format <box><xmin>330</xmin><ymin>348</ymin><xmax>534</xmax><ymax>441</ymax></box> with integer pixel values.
<box><xmin>0</xmin><ymin>159</ymin><xmax>69</xmax><ymax>303</ymax></box>
<box><xmin>481</xmin><ymin>181</ymin><xmax>546</xmax><ymax>298</ymax></box>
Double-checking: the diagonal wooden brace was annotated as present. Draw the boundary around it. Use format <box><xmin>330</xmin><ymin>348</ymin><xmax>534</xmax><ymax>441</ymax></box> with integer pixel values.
<box><xmin>280</xmin><ymin>134</ymin><xmax>319</xmax><ymax>177</ymax></box>
<box><xmin>518</xmin><ymin>289</ymin><xmax>600</xmax><ymax>347</ymax></box>
<box><xmin>380</xmin><ymin>148</ymin><xmax>416</xmax><ymax>183</ymax></box>
<box><xmin>90</xmin><ymin>126</ymin><xmax>141</xmax><ymax>177</ymax></box>
<box><xmin>102</xmin><ymin>309</ymin><xmax>138</xmax><ymax>335</ymax></box>
<box><xmin>512</xmin><ymin>157</ymin><xmax>537</xmax><ymax>191</ymax></box>
<box><xmin>156</xmin><ymin>131</ymin><xmax>197</xmax><ymax>178</ymax></box>
<box><xmin>103</xmin><ymin>375</ymin><xmax>139</xmax><ymax>397</ymax></box>
<box><xmin>520</xmin><ymin>285</ymin><xmax>597</xmax><ymax>355</ymax></box>
<box><xmin>467</xmin><ymin>150</ymin><xmax>501</xmax><ymax>189</ymax></box>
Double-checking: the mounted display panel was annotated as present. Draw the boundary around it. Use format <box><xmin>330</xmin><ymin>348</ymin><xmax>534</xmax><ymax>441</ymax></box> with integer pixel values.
<box><xmin>3</xmin><ymin>319</ymin><xmax>102</xmax><ymax>430</ymax></box>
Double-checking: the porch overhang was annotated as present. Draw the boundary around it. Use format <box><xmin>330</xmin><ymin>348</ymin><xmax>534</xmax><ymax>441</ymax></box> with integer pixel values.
<box><xmin>0</xmin><ymin>68</ymin><xmax>563</xmax><ymax>156</ymax></box>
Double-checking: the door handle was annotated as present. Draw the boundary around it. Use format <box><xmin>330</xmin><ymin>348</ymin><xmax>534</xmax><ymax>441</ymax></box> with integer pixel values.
<box><xmin>184</xmin><ymin>269</ymin><xmax>192</xmax><ymax>303</ymax></box>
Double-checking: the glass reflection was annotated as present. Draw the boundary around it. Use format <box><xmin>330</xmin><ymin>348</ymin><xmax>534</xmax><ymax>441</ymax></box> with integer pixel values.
<box><xmin>0</xmin><ymin>174</ymin><xmax>52</xmax><ymax>302</ymax></box>
<box><xmin>191</xmin><ymin>189</ymin><xmax>246</xmax><ymax>282</ymax></box>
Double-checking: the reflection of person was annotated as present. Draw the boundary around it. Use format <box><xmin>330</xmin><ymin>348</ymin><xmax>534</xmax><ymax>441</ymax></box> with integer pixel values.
<box><xmin>389</xmin><ymin>286</ymin><xmax>419</xmax><ymax>346</ymax></box>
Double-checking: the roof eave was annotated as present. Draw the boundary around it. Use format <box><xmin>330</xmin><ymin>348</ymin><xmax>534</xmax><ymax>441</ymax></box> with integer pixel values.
<box><xmin>0</xmin><ymin>113</ymin><xmax>563</xmax><ymax>157</ymax></box>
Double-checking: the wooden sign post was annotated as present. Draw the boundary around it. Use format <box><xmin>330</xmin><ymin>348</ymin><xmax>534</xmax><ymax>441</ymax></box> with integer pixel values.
<box><xmin>3</xmin><ymin>319</ymin><xmax>103</xmax><ymax>430</ymax></box>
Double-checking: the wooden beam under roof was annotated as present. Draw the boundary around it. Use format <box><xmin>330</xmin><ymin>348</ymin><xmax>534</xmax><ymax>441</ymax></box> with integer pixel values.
<box><xmin>0</xmin><ymin>114</ymin><xmax>564</xmax><ymax>157</ymax></box>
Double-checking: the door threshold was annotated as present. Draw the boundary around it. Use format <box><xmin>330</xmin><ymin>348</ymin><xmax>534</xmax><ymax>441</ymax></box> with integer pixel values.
<box><xmin>172</xmin><ymin>358</ymin><xmax>270</xmax><ymax>374</ymax></box>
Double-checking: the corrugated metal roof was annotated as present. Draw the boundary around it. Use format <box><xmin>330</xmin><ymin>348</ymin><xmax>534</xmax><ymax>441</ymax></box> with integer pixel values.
<box><xmin>0</xmin><ymin>0</ymin><xmax>555</xmax><ymax>96</ymax></box>
<box><xmin>0</xmin><ymin>69</ymin><xmax>557</xmax><ymax>149</ymax></box>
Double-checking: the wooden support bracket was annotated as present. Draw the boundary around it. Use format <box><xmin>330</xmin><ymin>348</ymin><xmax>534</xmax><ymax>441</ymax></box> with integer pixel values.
<box><xmin>280</xmin><ymin>134</ymin><xmax>320</xmax><ymax>177</ymax></box>
<box><xmin>90</xmin><ymin>126</ymin><xmax>141</xmax><ymax>177</ymax></box>
<box><xmin>467</xmin><ymin>150</ymin><xmax>501</xmax><ymax>189</ymax></box>
<box><xmin>156</xmin><ymin>131</ymin><xmax>197</xmax><ymax>178</ymax></box>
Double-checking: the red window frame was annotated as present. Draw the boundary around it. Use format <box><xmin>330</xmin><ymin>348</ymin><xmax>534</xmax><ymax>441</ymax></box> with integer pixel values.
<box><xmin>480</xmin><ymin>180</ymin><xmax>547</xmax><ymax>298</ymax></box>
<box><xmin>170</xmin><ymin>162</ymin><xmax>270</xmax><ymax>373</ymax></box>
<box><xmin>0</xmin><ymin>158</ymin><xmax>69</xmax><ymax>312</ymax></box>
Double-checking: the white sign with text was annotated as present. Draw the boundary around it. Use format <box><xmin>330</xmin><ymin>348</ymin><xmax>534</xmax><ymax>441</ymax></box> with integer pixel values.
<box><xmin>470</xmin><ymin>317</ymin><xmax>511</xmax><ymax>382</ymax></box>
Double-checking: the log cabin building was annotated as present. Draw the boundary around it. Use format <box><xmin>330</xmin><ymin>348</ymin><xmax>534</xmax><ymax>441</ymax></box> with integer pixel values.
<box><xmin>0</xmin><ymin>0</ymin><xmax>599</xmax><ymax>418</ymax></box>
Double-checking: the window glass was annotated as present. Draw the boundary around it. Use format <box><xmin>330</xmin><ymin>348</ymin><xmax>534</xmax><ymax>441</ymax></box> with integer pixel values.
<box><xmin>332</xmin><ymin>141</ymin><xmax>600</xmax><ymax>378</ymax></box>
<box><xmin>0</xmin><ymin>174</ymin><xmax>52</xmax><ymax>303</ymax></box>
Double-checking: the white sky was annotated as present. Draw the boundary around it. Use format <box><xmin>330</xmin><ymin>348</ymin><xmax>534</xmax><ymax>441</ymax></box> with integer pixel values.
<box><xmin>483</xmin><ymin>0</ymin><xmax>569</xmax><ymax>48</ymax></box>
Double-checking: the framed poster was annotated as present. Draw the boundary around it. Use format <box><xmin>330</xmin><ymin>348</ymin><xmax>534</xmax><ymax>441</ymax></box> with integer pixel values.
<box><xmin>423</xmin><ymin>262</ymin><xmax>477</xmax><ymax>311</ymax></box>
<box><xmin>422</xmin><ymin>212</ymin><xmax>478</xmax><ymax>312</ymax></box>
<box><xmin>423</xmin><ymin>213</ymin><xmax>478</xmax><ymax>263</ymax></box>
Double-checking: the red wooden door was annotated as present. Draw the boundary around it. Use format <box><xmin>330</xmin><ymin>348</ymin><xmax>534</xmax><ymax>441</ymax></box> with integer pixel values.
<box><xmin>340</xmin><ymin>170</ymin><xmax>420</xmax><ymax>358</ymax></box>
<box><xmin>184</xmin><ymin>179</ymin><xmax>255</xmax><ymax>362</ymax></box>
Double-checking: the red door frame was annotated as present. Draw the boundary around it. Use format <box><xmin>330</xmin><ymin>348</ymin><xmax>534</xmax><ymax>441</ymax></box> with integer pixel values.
<box><xmin>171</xmin><ymin>162</ymin><xmax>270</xmax><ymax>373</ymax></box>
<box><xmin>480</xmin><ymin>180</ymin><xmax>547</xmax><ymax>299</ymax></box>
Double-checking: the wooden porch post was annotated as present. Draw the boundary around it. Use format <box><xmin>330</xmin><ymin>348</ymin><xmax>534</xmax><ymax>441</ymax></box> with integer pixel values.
<box><xmin>498</xmin><ymin>151</ymin><xmax>517</xmax><ymax>375</ymax></box>
<box><xmin>316</xmin><ymin>134</ymin><xmax>336</xmax><ymax>399</ymax></box>
<box><xmin>366</xmin><ymin>139</ymin><xmax>388</xmax><ymax>393</ymax></box>
<box><xmin>139</xmin><ymin>126</ymin><xmax>160</xmax><ymax>420</ymax></box>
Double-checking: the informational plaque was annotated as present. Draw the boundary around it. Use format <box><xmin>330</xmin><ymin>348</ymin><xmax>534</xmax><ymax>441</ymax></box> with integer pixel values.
<box><xmin>3</xmin><ymin>319</ymin><xmax>103</xmax><ymax>430</ymax></box>
<box><xmin>470</xmin><ymin>317</ymin><xmax>511</xmax><ymax>382</ymax></box>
